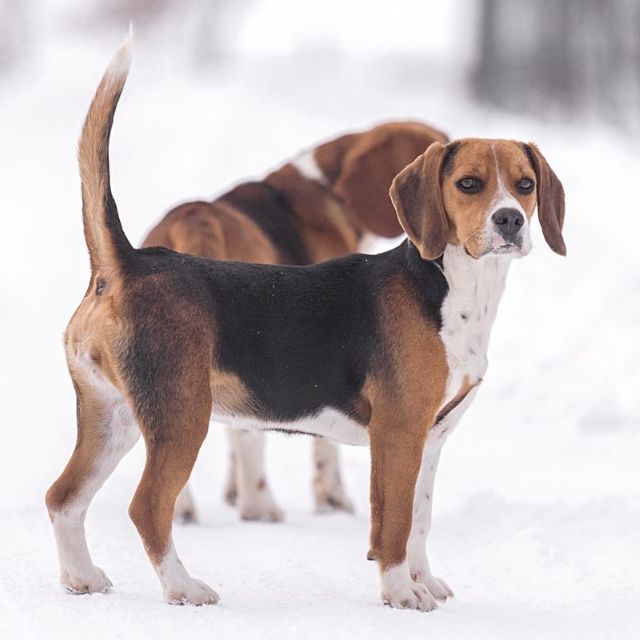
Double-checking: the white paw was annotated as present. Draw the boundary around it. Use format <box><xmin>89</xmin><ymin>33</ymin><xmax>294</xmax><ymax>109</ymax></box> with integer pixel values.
<box><xmin>382</xmin><ymin>581</ymin><xmax>438</xmax><ymax>612</ymax></box>
<box><xmin>414</xmin><ymin>573</ymin><xmax>454</xmax><ymax>601</ymax></box>
<box><xmin>62</xmin><ymin>566</ymin><xmax>113</xmax><ymax>595</ymax></box>
<box><xmin>239</xmin><ymin>497</ymin><xmax>284</xmax><ymax>523</ymax></box>
<box><xmin>315</xmin><ymin>491</ymin><xmax>354</xmax><ymax>514</ymax></box>
<box><xmin>165</xmin><ymin>578</ymin><xmax>220</xmax><ymax>606</ymax></box>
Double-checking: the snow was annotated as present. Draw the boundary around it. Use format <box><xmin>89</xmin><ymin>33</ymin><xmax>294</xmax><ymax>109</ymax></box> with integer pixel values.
<box><xmin>1</xmin><ymin>18</ymin><xmax>639</xmax><ymax>640</ymax></box>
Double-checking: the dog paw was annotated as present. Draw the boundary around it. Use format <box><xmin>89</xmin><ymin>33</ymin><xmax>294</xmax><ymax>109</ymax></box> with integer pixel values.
<box><xmin>62</xmin><ymin>566</ymin><xmax>113</xmax><ymax>595</ymax></box>
<box><xmin>382</xmin><ymin>582</ymin><xmax>438</xmax><ymax>612</ymax></box>
<box><xmin>166</xmin><ymin>578</ymin><xmax>220</xmax><ymax>606</ymax></box>
<box><xmin>239</xmin><ymin>497</ymin><xmax>284</xmax><ymax>523</ymax></box>
<box><xmin>411</xmin><ymin>570</ymin><xmax>454</xmax><ymax>601</ymax></box>
<box><xmin>315</xmin><ymin>491</ymin><xmax>354</xmax><ymax>514</ymax></box>
<box><xmin>224</xmin><ymin>480</ymin><xmax>238</xmax><ymax>507</ymax></box>
<box><xmin>174</xmin><ymin>487</ymin><xmax>199</xmax><ymax>524</ymax></box>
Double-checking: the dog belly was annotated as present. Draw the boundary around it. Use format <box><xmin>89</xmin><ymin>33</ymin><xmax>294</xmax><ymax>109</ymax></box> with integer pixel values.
<box><xmin>210</xmin><ymin>407</ymin><xmax>369</xmax><ymax>446</ymax></box>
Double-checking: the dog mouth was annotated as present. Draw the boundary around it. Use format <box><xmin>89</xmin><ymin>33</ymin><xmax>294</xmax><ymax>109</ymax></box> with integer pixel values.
<box><xmin>492</xmin><ymin>242</ymin><xmax>520</xmax><ymax>255</ymax></box>
<box><xmin>465</xmin><ymin>240</ymin><xmax>522</xmax><ymax>259</ymax></box>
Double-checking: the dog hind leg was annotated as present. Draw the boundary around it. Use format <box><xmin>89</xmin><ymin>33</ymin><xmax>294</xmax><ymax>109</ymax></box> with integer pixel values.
<box><xmin>46</xmin><ymin>368</ymin><xmax>139</xmax><ymax>594</ymax></box>
<box><xmin>127</xmin><ymin>367</ymin><xmax>218</xmax><ymax>605</ymax></box>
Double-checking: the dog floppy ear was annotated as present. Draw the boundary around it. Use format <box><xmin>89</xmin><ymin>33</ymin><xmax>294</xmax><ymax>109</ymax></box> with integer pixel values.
<box><xmin>523</xmin><ymin>143</ymin><xmax>566</xmax><ymax>256</ymax></box>
<box><xmin>332</xmin><ymin>125</ymin><xmax>448</xmax><ymax>238</ymax></box>
<box><xmin>389</xmin><ymin>141</ymin><xmax>449</xmax><ymax>261</ymax></box>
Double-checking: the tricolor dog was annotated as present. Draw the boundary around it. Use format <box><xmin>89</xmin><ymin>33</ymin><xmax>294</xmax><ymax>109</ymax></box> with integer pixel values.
<box><xmin>145</xmin><ymin>120</ymin><xmax>448</xmax><ymax>524</ymax></box>
<box><xmin>46</xmin><ymin>40</ymin><xmax>565</xmax><ymax>610</ymax></box>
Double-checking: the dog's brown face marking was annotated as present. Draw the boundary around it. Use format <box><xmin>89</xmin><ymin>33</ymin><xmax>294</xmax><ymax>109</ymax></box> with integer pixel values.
<box><xmin>441</xmin><ymin>140</ymin><xmax>537</xmax><ymax>258</ymax></box>
<box><xmin>390</xmin><ymin>137</ymin><xmax>566</xmax><ymax>261</ymax></box>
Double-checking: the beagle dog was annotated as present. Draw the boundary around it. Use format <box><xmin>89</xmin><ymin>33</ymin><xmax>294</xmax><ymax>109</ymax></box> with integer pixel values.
<box><xmin>46</xmin><ymin>41</ymin><xmax>565</xmax><ymax>610</ymax></box>
<box><xmin>144</xmin><ymin>121</ymin><xmax>448</xmax><ymax>524</ymax></box>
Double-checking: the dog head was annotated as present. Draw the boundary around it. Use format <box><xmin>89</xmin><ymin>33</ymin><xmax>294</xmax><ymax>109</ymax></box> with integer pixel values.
<box><xmin>314</xmin><ymin>121</ymin><xmax>449</xmax><ymax>238</ymax></box>
<box><xmin>389</xmin><ymin>138</ymin><xmax>566</xmax><ymax>260</ymax></box>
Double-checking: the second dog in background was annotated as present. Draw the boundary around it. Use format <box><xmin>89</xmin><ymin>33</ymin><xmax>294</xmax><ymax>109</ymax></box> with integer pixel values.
<box><xmin>144</xmin><ymin>121</ymin><xmax>448</xmax><ymax>523</ymax></box>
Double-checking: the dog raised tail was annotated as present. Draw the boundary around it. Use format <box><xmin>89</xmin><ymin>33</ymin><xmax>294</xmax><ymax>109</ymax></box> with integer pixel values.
<box><xmin>78</xmin><ymin>34</ymin><xmax>135</xmax><ymax>276</ymax></box>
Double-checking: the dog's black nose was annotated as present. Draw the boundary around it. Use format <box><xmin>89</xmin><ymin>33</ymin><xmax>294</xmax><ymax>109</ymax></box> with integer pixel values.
<box><xmin>492</xmin><ymin>208</ymin><xmax>524</xmax><ymax>239</ymax></box>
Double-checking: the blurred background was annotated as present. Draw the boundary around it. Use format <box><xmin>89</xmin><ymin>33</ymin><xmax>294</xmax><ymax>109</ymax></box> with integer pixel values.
<box><xmin>3</xmin><ymin>0</ymin><xmax>640</xmax><ymax>130</ymax></box>
<box><xmin>0</xmin><ymin>2</ymin><xmax>639</xmax><ymax>639</ymax></box>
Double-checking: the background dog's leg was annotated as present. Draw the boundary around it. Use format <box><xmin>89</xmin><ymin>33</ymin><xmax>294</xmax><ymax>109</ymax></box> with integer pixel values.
<box><xmin>128</xmin><ymin>385</ymin><xmax>218</xmax><ymax>606</ymax></box>
<box><xmin>173</xmin><ymin>485</ymin><xmax>198</xmax><ymax>524</ymax></box>
<box><xmin>223</xmin><ymin>427</ymin><xmax>238</xmax><ymax>506</ymax></box>
<box><xmin>313</xmin><ymin>438</ymin><xmax>354</xmax><ymax>514</ymax></box>
<box><xmin>369</xmin><ymin>420</ymin><xmax>437</xmax><ymax>611</ymax></box>
<box><xmin>46</xmin><ymin>375</ymin><xmax>139</xmax><ymax>595</ymax></box>
<box><xmin>227</xmin><ymin>427</ymin><xmax>284</xmax><ymax>522</ymax></box>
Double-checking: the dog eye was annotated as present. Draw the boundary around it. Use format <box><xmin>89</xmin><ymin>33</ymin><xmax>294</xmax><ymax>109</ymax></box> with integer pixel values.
<box><xmin>517</xmin><ymin>177</ymin><xmax>535</xmax><ymax>193</ymax></box>
<box><xmin>456</xmin><ymin>177</ymin><xmax>483</xmax><ymax>193</ymax></box>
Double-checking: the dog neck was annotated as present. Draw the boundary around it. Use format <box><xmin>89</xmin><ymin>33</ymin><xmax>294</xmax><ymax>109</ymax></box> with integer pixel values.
<box><xmin>438</xmin><ymin>243</ymin><xmax>512</xmax><ymax>398</ymax></box>
<box><xmin>441</xmin><ymin>243</ymin><xmax>512</xmax><ymax>318</ymax></box>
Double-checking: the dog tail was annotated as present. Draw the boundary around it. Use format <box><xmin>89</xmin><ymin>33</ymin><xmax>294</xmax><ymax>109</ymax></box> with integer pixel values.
<box><xmin>78</xmin><ymin>31</ymin><xmax>135</xmax><ymax>275</ymax></box>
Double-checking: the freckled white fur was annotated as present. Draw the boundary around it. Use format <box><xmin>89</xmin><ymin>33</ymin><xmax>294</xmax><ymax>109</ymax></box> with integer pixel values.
<box><xmin>381</xmin><ymin>560</ymin><xmax>438</xmax><ymax>611</ymax></box>
<box><xmin>213</xmin><ymin>407</ymin><xmax>369</xmax><ymax>446</ymax></box>
<box><xmin>226</xmin><ymin>428</ymin><xmax>284</xmax><ymax>522</ymax></box>
<box><xmin>406</xmin><ymin>387</ymin><xmax>478</xmax><ymax>599</ymax></box>
<box><xmin>439</xmin><ymin>244</ymin><xmax>511</xmax><ymax>403</ymax></box>
<box><xmin>313</xmin><ymin>437</ymin><xmax>354</xmax><ymax>513</ymax></box>
<box><xmin>290</xmin><ymin>149</ymin><xmax>328</xmax><ymax>185</ymax></box>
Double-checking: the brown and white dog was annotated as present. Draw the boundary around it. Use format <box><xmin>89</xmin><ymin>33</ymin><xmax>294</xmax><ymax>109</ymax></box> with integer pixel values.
<box><xmin>46</xmin><ymin>41</ymin><xmax>566</xmax><ymax>610</ymax></box>
<box><xmin>143</xmin><ymin>118</ymin><xmax>448</xmax><ymax>524</ymax></box>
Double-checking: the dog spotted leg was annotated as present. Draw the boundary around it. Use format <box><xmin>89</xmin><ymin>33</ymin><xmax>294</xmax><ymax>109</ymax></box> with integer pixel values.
<box><xmin>227</xmin><ymin>427</ymin><xmax>284</xmax><ymax>522</ymax></box>
<box><xmin>313</xmin><ymin>437</ymin><xmax>353</xmax><ymax>514</ymax></box>
<box><xmin>406</xmin><ymin>386</ymin><xmax>478</xmax><ymax>601</ymax></box>
<box><xmin>223</xmin><ymin>427</ymin><xmax>239</xmax><ymax>506</ymax></box>
<box><xmin>405</xmin><ymin>439</ymin><xmax>452</xmax><ymax>601</ymax></box>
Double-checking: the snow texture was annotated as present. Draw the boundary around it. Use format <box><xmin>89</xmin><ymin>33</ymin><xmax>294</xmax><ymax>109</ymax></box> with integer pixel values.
<box><xmin>1</xmin><ymin>20</ymin><xmax>639</xmax><ymax>640</ymax></box>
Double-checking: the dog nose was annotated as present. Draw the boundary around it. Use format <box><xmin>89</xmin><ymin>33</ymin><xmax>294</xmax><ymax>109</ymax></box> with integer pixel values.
<box><xmin>492</xmin><ymin>208</ymin><xmax>524</xmax><ymax>239</ymax></box>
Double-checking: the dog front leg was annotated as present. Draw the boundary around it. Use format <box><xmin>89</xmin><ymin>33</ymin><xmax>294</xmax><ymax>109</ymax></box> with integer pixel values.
<box><xmin>407</xmin><ymin>387</ymin><xmax>478</xmax><ymax>601</ymax></box>
<box><xmin>369</xmin><ymin>420</ymin><xmax>437</xmax><ymax>611</ymax></box>
<box><xmin>405</xmin><ymin>434</ymin><xmax>453</xmax><ymax>601</ymax></box>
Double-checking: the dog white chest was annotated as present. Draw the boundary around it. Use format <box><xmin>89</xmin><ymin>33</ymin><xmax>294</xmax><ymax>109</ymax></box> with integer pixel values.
<box><xmin>439</xmin><ymin>245</ymin><xmax>511</xmax><ymax>403</ymax></box>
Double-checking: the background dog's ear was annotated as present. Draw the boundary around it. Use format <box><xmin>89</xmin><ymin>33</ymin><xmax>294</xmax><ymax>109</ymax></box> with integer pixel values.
<box><xmin>524</xmin><ymin>143</ymin><xmax>566</xmax><ymax>256</ymax></box>
<box><xmin>328</xmin><ymin>123</ymin><xmax>448</xmax><ymax>238</ymax></box>
<box><xmin>389</xmin><ymin>142</ymin><xmax>449</xmax><ymax>261</ymax></box>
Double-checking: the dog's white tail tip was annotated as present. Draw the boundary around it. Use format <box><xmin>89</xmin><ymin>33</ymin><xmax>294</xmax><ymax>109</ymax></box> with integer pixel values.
<box><xmin>106</xmin><ymin>26</ymin><xmax>134</xmax><ymax>79</ymax></box>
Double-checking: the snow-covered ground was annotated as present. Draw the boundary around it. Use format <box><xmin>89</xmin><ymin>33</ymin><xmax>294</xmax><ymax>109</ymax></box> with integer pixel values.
<box><xmin>1</xmin><ymin>21</ymin><xmax>639</xmax><ymax>640</ymax></box>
